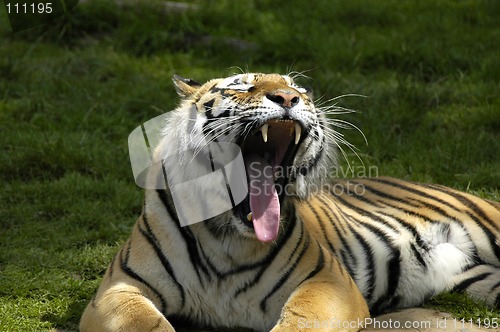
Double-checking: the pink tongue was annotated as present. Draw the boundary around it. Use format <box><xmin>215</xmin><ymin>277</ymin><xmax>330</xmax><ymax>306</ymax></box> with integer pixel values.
<box><xmin>245</xmin><ymin>154</ymin><xmax>280</xmax><ymax>242</ymax></box>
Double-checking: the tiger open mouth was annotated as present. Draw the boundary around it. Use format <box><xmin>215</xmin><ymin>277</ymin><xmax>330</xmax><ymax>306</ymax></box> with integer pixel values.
<box><xmin>237</xmin><ymin>119</ymin><xmax>305</xmax><ymax>242</ymax></box>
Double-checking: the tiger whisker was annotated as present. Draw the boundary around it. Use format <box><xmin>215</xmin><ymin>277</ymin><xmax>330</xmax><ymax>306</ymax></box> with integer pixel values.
<box><xmin>315</xmin><ymin>93</ymin><xmax>368</xmax><ymax>107</ymax></box>
<box><xmin>191</xmin><ymin>122</ymin><xmax>245</xmax><ymax>159</ymax></box>
<box><xmin>323</xmin><ymin>118</ymin><xmax>368</xmax><ymax>146</ymax></box>
<box><xmin>318</xmin><ymin>121</ymin><xmax>365</xmax><ymax>168</ymax></box>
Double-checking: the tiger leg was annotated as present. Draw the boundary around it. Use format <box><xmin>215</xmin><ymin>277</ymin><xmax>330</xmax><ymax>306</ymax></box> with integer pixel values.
<box><xmin>80</xmin><ymin>279</ymin><xmax>175</xmax><ymax>332</ymax></box>
<box><xmin>271</xmin><ymin>270</ymin><xmax>370</xmax><ymax>332</ymax></box>
<box><xmin>449</xmin><ymin>264</ymin><xmax>500</xmax><ymax>308</ymax></box>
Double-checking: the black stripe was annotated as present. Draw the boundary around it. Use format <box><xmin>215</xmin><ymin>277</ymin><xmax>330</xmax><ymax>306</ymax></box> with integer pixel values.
<box><xmin>303</xmin><ymin>200</ymin><xmax>337</xmax><ymax>254</ymax></box>
<box><xmin>234</xmin><ymin>205</ymin><xmax>299</xmax><ymax>297</ymax></box>
<box><xmin>410</xmin><ymin>243</ymin><xmax>427</xmax><ymax>269</ymax></box>
<box><xmin>318</xmin><ymin>205</ymin><xmax>344</xmax><ymax>255</ymax></box>
<box><xmin>219</xmin><ymin>108</ymin><xmax>231</xmax><ymax>118</ymax></box>
<box><xmin>155</xmin><ymin>189</ymin><xmax>211</xmax><ymax>284</ymax></box>
<box><xmin>329</xmin><ymin>187</ymin><xmax>401</xmax><ymax>235</ymax></box>
<box><xmin>491</xmin><ymin>279</ymin><xmax>500</xmax><ymax>292</ymax></box>
<box><xmin>328</xmin><ymin>199</ymin><xmax>362</xmax><ymax>277</ymax></box>
<box><xmin>368</xmin><ymin>178</ymin><xmax>465</xmax><ymax>214</ymax></box>
<box><xmin>233</xmin><ymin>266</ymin><xmax>266</xmax><ymax>298</ymax></box>
<box><xmin>298</xmin><ymin>135</ymin><xmax>325</xmax><ymax>177</ymax></box>
<box><xmin>259</xmin><ymin>233</ymin><xmax>311</xmax><ymax>312</ymax></box>
<box><xmin>312</xmin><ymin>195</ymin><xmax>358</xmax><ymax>276</ymax></box>
<box><xmin>196</xmin><ymin>242</ymin><xmax>224</xmax><ymax>279</ymax></box>
<box><xmin>139</xmin><ymin>212</ymin><xmax>186</xmax><ymax>307</ymax></box>
<box><xmin>490</xmin><ymin>281</ymin><xmax>500</xmax><ymax>295</ymax></box>
<box><xmin>304</xmin><ymin>244</ymin><xmax>325</xmax><ymax>281</ymax></box>
<box><xmin>452</xmin><ymin>271</ymin><xmax>492</xmax><ymax>293</ymax></box>
<box><xmin>344</xmin><ymin>222</ymin><xmax>376</xmax><ymax>302</ymax></box>
<box><xmin>352</xmin><ymin>186</ymin><xmax>441</xmax><ymax>226</ymax></box>
<box><xmin>341</xmin><ymin>182</ymin><xmax>384</xmax><ymax>208</ymax></box>
<box><xmin>370</xmin><ymin>250</ymin><xmax>401</xmax><ymax>315</ymax></box>
<box><xmin>203</xmin><ymin>98</ymin><xmax>215</xmax><ymax>112</ymax></box>
<box><xmin>205</xmin><ymin>106</ymin><xmax>231</xmax><ymax>120</ymax></box>
<box><xmin>208</xmin><ymin>87</ymin><xmax>235</xmax><ymax>99</ymax></box>
<box><xmin>425</xmin><ymin>183</ymin><xmax>499</xmax><ymax>231</ymax></box>
<box><xmin>155</xmin><ymin>187</ymin><xmax>178</xmax><ymax>223</ymax></box>
<box><xmin>331</xmin><ymin>253</ymin><xmax>346</xmax><ymax>277</ymax></box>
<box><xmin>386</xmin><ymin>250</ymin><xmax>401</xmax><ymax>298</ymax></box>
<box><xmin>351</xmin><ymin>180</ymin><xmax>421</xmax><ymax>208</ymax></box>
<box><xmin>340</xmin><ymin>248</ymin><xmax>357</xmax><ymax>278</ymax></box>
<box><xmin>119</xmin><ymin>239</ymin><xmax>167</xmax><ymax>314</ymax></box>
<box><xmin>357</xmin><ymin>180</ymin><xmax>456</xmax><ymax>218</ymax></box>
<box><xmin>475</xmin><ymin>226</ymin><xmax>499</xmax><ymax>263</ymax></box>
<box><xmin>316</xmin><ymin>193</ymin><xmax>348</xmax><ymax>233</ymax></box>
<box><xmin>285</xmin><ymin>221</ymin><xmax>307</xmax><ymax>267</ymax></box>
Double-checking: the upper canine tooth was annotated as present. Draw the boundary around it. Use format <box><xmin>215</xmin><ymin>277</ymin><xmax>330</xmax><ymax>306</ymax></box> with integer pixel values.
<box><xmin>294</xmin><ymin>122</ymin><xmax>302</xmax><ymax>144</ymax></box>
<box><xmin>260</xmin><ymin>123</ymin><xmax>269</xmax><ymax>142</ymax></box>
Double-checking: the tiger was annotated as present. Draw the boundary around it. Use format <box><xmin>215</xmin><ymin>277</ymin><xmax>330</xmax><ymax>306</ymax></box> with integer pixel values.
<box><xmin>80</xmin><ymin>72</ymin><xmax>500</xmax><ymax>332</ymax></box>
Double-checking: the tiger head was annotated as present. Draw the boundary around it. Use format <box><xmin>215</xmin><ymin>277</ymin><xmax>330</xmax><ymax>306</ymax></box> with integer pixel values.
<box><xmin>154</xmin><ymin>73</ymin><xmax>336</xmax><ymax>242</ymax></box>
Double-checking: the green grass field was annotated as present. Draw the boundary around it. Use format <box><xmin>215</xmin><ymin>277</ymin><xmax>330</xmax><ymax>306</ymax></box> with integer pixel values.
<box><xmin>1</xmin><ymin>0</ymin><xmax>499</xmax><ymax>330</ymax></box>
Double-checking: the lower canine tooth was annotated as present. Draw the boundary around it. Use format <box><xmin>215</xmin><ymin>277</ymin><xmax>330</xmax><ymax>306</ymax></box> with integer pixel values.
<box><xmin>247</xmin><ymin>212</ymin><xmax>253</xmax><ymax>221</ymax></box>
<box><xmin>260</xmin><ymin>123</ymin><xmax>268</xmax><ymax>142</ymax></box>
<box><xmin>294</xmin><ymin>122</ymin><xmax>302</xmax><ymax>144</ymax></box>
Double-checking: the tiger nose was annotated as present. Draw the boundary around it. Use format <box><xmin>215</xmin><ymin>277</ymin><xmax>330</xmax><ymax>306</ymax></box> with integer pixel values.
<box><xmin>266</xmin><ymin>90</ymin><xmax>300</xmax><ymax>108</ymax></box>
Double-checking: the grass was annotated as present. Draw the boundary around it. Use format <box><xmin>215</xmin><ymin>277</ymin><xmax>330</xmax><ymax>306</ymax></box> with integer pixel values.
<box><xmin>0</xmin><ymin>0</ymin><xmax>499</xmax><ymax>330</ymax></box>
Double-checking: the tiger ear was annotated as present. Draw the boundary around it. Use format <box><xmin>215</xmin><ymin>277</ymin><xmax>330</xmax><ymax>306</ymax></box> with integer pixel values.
<box><xmin>173</xmin><ymin>74</ymin><xmax>201</xmax><ymax>98</ymax></box>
